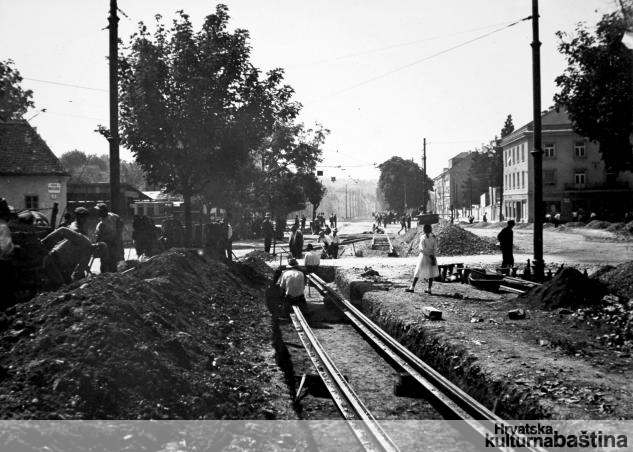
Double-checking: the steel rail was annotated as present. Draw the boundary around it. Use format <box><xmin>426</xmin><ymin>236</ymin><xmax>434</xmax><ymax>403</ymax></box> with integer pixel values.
<box><xmin>307</xmin><ymin>273</ymin><xmax>547</xmax><ymax>452</ymax></box>
<box><xmin>290</xmin><ymin>306</ymin><xmax>401</xmax><ymax>452</ymax></box>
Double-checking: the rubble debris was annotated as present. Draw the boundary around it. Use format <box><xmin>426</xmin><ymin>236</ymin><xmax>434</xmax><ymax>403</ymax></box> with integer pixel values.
<box><xmin>361</xmin><ymin>267</ymin><xmax>380</xmax><ymax>278</ymax></box>
<box><xmin>508</xmin><ymin>309</ymin><xmax>526</xmax><ymax>320</ymax></box>
<box><xmin>593</xmin><ymin>261</ymin><xmax>633</xmax><ymax>300</ymax></box>
<box><xmin>518</xmin><ymin>267</ymin><xmax>607</xmax><ymax>309</ymax></box>
<box><xmin>421</xmin><ymin>306</ymin><xmax>442</xmax><ymax>321</ymax></box>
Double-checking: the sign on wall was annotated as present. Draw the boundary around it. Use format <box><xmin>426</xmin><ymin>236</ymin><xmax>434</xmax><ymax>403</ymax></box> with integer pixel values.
<box><xmin>48</xmin><ymin>183</ymin><xmax>61</xmax><ymax>193</ymax></box>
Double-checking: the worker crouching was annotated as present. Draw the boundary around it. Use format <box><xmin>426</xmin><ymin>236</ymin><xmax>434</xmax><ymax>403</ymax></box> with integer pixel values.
<box><xmin>95</xmin><ymin>203</ymin><xmax>124</xmax><ymax>273</ymax></box>
<box><xmin>278</xmin><ymin>258</ymin><xmax>307</xmax><ymax>312</ymax></box>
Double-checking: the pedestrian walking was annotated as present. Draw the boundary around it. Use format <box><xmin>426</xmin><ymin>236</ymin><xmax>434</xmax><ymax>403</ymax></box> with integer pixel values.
<box><xmin>497</xmin><ymin>219</ymin><xmax>515</xmax><ymax>268</ymax></box>
<box><xmin>405</xmin><ymin>224</ymin><xmax>439</xmax><ymax>294</ymax></box>
<box><xmin>397</xmin><ymin>215</ymin><xmax>407</xmax><ymax>235</ymax></box>
<box><xmin>483</xmin><ymin>213</ymin><xmax>487</xmax><ymax>223</ymax></box>
<box><xmin>289</xmin><ymin>223</ymin><xmax>304</xmax><ymax>259</ymax></box>
<box><xmin>262</xmin><ymin>213</ymin><xmax>274</xmax><ymax>253</ymax></box>
<box><xmin>300</xmin><ymin>214</ymin><xmax>306</xmax><ymax>232</ymax></box>
<box><xmin>330</xmin><ymin>228</ymin><xmax>340</xmax><ymax>259</ymax></box>
<box><xmin>406</xmin><ymin>213</ymin><xmax>411</xmax><ymax>230</ymax></box>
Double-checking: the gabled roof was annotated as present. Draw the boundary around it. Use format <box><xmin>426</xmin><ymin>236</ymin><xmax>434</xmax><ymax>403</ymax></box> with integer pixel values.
<box><xmin>0</xmin><ymin>120</ymin><xmax>69</xmax><ymax>176</ymax></box>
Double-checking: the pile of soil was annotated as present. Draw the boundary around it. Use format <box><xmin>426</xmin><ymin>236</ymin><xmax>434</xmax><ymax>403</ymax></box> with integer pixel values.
<box><xmin>519</xmin><ymin>267</ymin><xmax>606</xmax><ymax>309</ymax></box>
<box><xmin>0</xmin><ymin>249</ymin><xmax>284</xmax><ymax>420</ymax></box>
<box><xmin>395</xmin><ymin>223</ymin><xmax>498</xmax><ymax>257</ymax></box>
<box><xmin>594</xmin><ymin>261</ymin><xmax>633</xmax><ymax>300</ymax></box>
<box><xmin>586</xmin><ymin>220</ymin><xmax>612</xmax><ymax>229</ymax></box>
<box><xmin>242</xmin><ymin>250</ymin><xmax>276</xmax><ymax>262</ymax></box>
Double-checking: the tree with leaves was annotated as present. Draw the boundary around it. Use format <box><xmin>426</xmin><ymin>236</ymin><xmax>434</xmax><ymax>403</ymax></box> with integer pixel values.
<box><xmin>117</xmin><ymin>6</ymin><xmax>299</xmax><ymax>244</ymax></box>
<box><xmin>0</xmin><ymin>60</ymin><xmax>34</xmax><ymax>121</ymax></box>
<box><xmin>555</xmin><ymin>11</ymin><xmax>633</xmax><ymax>173</ymax></box>
<box><xmin>60</xmin><ymin>149</ymin><xmax>147</xmax><ymax>188</ymax></box>
<box><xmin>377</xmin><ymin>157</ymin><xmax>433</xmax><ymax>211</ymax></box>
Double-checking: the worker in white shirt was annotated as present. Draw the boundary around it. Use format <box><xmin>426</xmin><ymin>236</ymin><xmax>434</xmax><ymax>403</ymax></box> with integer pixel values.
<box><xmin>318</xmin><ymin>231</ymin><xmax>332</xmax><ymax>258</ymax></box>
<box><xmin>330</xmin><ymin>228</ymin><xmax>340</xmax><ymax>259</ymax></box>
<box><xmin>304</xmin><ymin>243</ymin><xmax>321</xmax><ymax>273</ymax></box>
<box><xmin>278</xmin><ymin>258</ymin><xmax>306</xmax><ymax>306</ymax></box>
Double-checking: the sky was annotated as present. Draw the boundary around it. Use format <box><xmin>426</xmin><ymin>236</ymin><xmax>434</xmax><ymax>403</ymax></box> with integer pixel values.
<box><xmin>0</xmin><ymin>0</ymin><xmax>619</xmax><ymax>184</ymax></box>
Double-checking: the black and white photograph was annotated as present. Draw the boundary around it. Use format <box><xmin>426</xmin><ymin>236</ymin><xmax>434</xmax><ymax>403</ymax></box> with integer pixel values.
<box><xmin>1</xmin><ymin>0</ymin><xmax>633</xmax><ymax>450</ymax></box>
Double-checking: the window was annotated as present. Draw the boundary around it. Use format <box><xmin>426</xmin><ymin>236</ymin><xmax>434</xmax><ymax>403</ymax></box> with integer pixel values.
<box><xmin>574</xmin><ymin>172</ymin><xmax>586</xmax><ymax>185</ymax></box>
<box><xmin>522</xmin><ymin>144</ymin><xmax>526</xmax><ymax>162</ymax></box>
<box><xmin>543</xmin><ymin>169</ymin><xmax>557</xmax><ymax>185</ymax></box>
<box><xmin>25</xmin><ymin>195</ymin><xmax>38</xmax><ymax>210</ymax></box>
<box><xmin>544</xmin><ymin>143</ymin><xmax>555</xmax><ymax>158</ymax></box>
<box><xmin>522</xmin><ymin>171</ymin><xmax>526</xmax><ymax>189</ymax></box>
<box><xmin>574</xmin><ymin>142</ymin><xmax>586</xmax><ymax>158</ymax></box>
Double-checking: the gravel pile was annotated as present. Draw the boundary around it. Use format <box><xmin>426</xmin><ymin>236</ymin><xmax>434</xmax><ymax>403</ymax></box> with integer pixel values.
<box><xmin>519</xmin><ymin>267</ymin><xmax>606</xmax><ymax>309</ymax></box>
<box><xmin>0</xmin><ymin>249</ymin><xmax>284</xmax><ymax>420</ymax></box>
<box><xmin>395</xmin><ymin>223</ymin><xmax>498</xmax><ymax>257</ymax></box>
<box><xmin>594</xmin><ymin>261</ymin><xmax>633</xmax><ymax>300</ymax></box>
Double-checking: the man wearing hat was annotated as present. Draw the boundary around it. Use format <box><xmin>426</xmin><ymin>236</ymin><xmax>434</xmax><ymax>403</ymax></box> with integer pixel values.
<box><xmin>94</xmin><ymin>203</ymin><xmax>124</xmax><ymax>273</ymax></box>
<box><xmin>68</xmin><ymin>207</ymin><xmax>90</xmax><ymax>236</ymax></box>
<box><xmin>278</xmin><ymin>258</ymin><xmax>306</xmax><ymax>307</ymax></box>
<box><xmin>262</xmin><ymin>212</ymin><xmax>274</xmax><ymax>254</ymax></box>
<box><xmin>303</xmin><ymin>243</ymin><xmax>320</xmax><ymax>274</ymax></box>
<box><xmin>497</xmin><ymin>219</ymin><xmax>516</xmax><ymax>268</ymax></box>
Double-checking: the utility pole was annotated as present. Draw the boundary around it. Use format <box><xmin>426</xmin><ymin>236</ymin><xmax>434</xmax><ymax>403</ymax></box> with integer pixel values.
<box><xmin>531</xmin><ymin>0</ymin><xmax>544</xmax><ymax>280</ymax></box>
<box><xmin>345</xmin><ymin>183</ymin><xmax>348</xmax><ymax>219</ymax></box>
<box><xmin>422</xmin><ymin>138</ymin><xmax>427</xmax><ymax>213</ymax></box>
<box><xmin>108</xmin><ymin>0</ymin><xmax>121</xmax><ymax>214</ymax></box>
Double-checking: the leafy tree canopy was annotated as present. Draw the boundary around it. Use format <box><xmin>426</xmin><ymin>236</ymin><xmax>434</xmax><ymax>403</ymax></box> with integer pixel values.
<box><xmin>117</xmin><ymin>5</ymin><xmax>301</xmax><ymax>241</ymax></box>
<box><xmin>554</xmin><ymin>11</ymin><xmax>633</xmax><ymax>172</ymax></box>
<box><xmin>501</xmin><ymin>114</ymin><xmax>514</xmax><ymax>138</ymax></box>
<box><xmin>377</xmin><ymin>156</ymin><xmax>433</xmax><ymax>212</ymax></box>
<box><xmin>0</xmin><ymin>60</ymin><xmax>34</xmax><ymax>121</ymax></box>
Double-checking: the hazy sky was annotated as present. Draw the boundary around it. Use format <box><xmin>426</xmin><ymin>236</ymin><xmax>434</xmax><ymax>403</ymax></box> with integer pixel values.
<box><xmin>0</xmin><ymin>0</ymin><xmax>618</xmax><ymax>182</ymax></box>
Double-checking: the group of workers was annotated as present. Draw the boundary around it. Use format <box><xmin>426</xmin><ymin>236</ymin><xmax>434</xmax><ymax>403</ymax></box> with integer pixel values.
<box><xmin>43</xmin><ymin>203</ymin><xmax>124</xmax><ymax>287</ymax></box>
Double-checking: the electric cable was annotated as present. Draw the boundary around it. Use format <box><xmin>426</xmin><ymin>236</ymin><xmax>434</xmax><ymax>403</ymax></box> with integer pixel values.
<box><xmin>323</xmin><ymin>15</ymin><xmax>532</xmax><ymax>98</ymax></box>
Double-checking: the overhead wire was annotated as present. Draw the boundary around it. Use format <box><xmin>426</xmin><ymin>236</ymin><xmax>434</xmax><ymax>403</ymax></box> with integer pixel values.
<box><xmin>322</xmin><ymin>15</ymin><xmax>532</xmax><ymax>99</ymax></box>
<box><xmin>23</xmin><ymin>77</ymin><xmax>108</xmax><ymax>93</ymax></box>
<box><xmin>291</xmin><ymin>18</ymin><xmax>529</xmax><ymax>68</ymax></box>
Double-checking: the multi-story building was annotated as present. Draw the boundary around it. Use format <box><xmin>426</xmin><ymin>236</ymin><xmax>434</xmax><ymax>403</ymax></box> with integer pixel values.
<box><xmin>501</xmin><ymin>108</ymin><xmax>633</xmax><ymax>222</ymax></box>
<box><xmin>431</xmin><ymin>151</ymin><xmax>475</xmax><ymax>219</ymax></box>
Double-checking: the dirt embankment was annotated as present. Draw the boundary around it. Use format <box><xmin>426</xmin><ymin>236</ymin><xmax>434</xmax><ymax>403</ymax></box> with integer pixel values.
<box><xmin>336</xmin><ymin>259</ymin><xmax>633</xmax><ymax>420</ymax></box>
<box><xmin>0</xmin><ymin>249</ymin><xmax>291</xmax><ymax>420</ymax></box>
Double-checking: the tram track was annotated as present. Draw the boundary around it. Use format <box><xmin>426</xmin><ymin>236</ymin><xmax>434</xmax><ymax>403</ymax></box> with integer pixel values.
<box><xmin>295</xmin><ymin>272</ymin><xmax>548</xmax><ymax>452</ymax></box>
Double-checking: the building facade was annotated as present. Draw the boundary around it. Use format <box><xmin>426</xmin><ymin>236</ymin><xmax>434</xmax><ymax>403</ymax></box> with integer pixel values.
<box><xmin>0</xmin><ymin>120</ymin><xmax>70</xmax><ymax>223</ymax></box>
<box><xmin>501</xmin><ymin>108</ymin><xmax>633</xmax><ymax>222</ymax></box>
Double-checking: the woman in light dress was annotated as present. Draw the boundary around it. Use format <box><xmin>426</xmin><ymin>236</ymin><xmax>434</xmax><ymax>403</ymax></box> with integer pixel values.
<box><xmin>405</xmin><ymin>224</ymin><xmax>439</xmax><ymax>294</ymax></box>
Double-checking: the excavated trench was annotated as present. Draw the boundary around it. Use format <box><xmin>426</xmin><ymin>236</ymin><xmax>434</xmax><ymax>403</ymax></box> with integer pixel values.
<box><xmin>270</xmin><ymin>264</ymin><xmax>549</xmax><ymax>421</ymax></box>
<box><xmin>269</xmin><ymin>266</ymin><xmax>443</xmax><ymax>421</ymax></box>
<box><xmin>333</xmin><ymin>270</ymin><xmax>548</xmax><ymax>420</ymax></box>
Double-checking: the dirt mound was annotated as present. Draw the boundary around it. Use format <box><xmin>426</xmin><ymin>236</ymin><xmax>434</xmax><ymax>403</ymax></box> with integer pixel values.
<box><xmin>242</xmin><ymin>250</ymin><xmax>276</xmax><ymax>262</ymax></box>
<box><xmin>394</xmin><ymin>223</ymin><xmax>498</xmax><ymax>257</ymax></box>
<box><xmin>586</xmin><ymin>220</ymin><xmax>611</xmax><ymax>229</ymax></box>
<box><xmin>0</xmin><ymin>249</ymin><xmax>281</xmax><ymax>419</ymax></box>
<box><xmin>564</xmin><ymin>222</ymin><xmax>586</xmax><ymax>228</ymax></box>
<box><xmin>627</xmin><ymin>221</ymin><xmax>633</xmax><ymax>233</ymax></box>
<box><xmin>519</xmin><ymin>267</ymin><xmax>607</xmax><ymax>309</ymax></box>
<box><xmin>594</xmin><ymin>261</ymin><xmax>633</xmax><ymax>300</ymax></box>
<box><xmin>606</xmin><ymin>222</ymin><xmax>626</xmax><ymax>232</ymax></box>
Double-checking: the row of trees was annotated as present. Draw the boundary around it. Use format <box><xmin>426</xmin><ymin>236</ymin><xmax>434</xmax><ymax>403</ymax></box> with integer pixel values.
<box><xmin>112</xmin><ymin>6</ymin><xmax>328</xmax><ymax>242</ymax></box>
